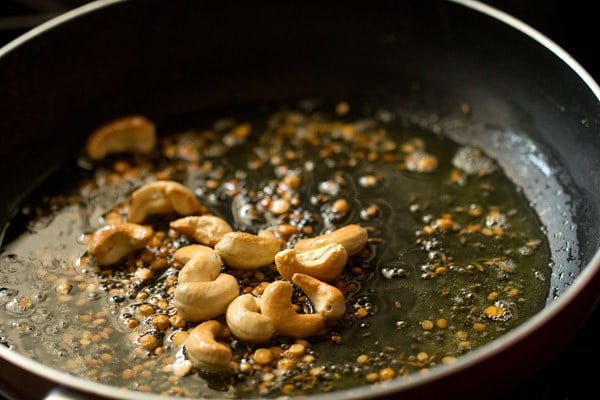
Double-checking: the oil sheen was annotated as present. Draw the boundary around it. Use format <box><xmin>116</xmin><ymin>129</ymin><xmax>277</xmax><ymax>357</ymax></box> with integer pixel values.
<box><xmin>0</xmin><ymin>102</ymin><xmax>551</xmax><ymax>397</ymax></box>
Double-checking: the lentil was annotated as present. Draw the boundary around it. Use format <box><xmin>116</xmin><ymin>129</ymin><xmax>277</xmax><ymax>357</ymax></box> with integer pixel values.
<box><xmin>421</xmin><ymin>320</ymin><xmax>434</xmax><ymax>330</ymax></box>
<box><xmin>0</xmin><ymin>101</ymin><xmax>551</xmax><ymax>398</ymax></box>
<box><xmin>379</xmin><ymin>368</ymin><xmax>396</xmax><ymax>381</ymax></box>
<box><xmin>436</xmin><ymin>318</ymin><xmax>448</xmax><ymax>329</ymax></box>
<box><xmin>252</xmin><ymin>348</ymin><xmax>273</xmax><ymax>365</ymax></box>
<box><xmin>139</xmin><ymin>334</ymin><xmax>159</xmax><ymax>351</ymax></box>
<box><xmin>356</xmin><ymin>354</ymin><xmax>370</xmax><ymax>364</ymax></box>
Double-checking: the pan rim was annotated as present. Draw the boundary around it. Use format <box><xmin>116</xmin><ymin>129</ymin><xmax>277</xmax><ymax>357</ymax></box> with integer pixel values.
<box><xmin>0</xmin><ymin>0</ymin><xmax>599</xmax><ymax>399</ymax></box>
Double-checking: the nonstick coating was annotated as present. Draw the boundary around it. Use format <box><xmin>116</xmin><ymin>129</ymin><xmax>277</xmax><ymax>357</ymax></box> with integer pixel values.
<box><xmin>0</xmin><ymin>1</ymin><xmax>599</xmax><ymax>399</ymax></box>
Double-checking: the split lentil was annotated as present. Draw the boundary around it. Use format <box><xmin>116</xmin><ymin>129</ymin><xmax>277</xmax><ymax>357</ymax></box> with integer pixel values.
<box><xmin>0</xmin><ymin>101</ymin><xmax>551</xmax><ymax>398</ymax></box>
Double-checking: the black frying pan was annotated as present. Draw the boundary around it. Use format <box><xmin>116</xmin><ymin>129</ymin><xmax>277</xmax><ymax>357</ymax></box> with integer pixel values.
<box><xmin>0</xmin><ymin>1</ymin><xmax>599</xmax><ymax>399</ymax></box>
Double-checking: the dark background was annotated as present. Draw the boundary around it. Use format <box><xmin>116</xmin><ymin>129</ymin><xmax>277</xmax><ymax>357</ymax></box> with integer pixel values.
<box><xmin>0</xmin><ymin>1</ymin><xmax>599</xmax><ymax>399</ymax></box>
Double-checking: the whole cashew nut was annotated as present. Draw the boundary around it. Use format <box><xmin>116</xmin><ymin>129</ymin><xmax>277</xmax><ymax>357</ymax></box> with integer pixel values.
<box><xmin>184</xmin><ymin>320</ymin><xmax>232</xmax><ymax>372</ymax></box>
<box><xmin>291</xmin><ymin>273</ymin><xmax>346</xmax><ymax>321</ymax></box>
<box><xmin>225</xmin><ymin>294</ymin><xmax>275</xmax><ymax>343</ymax></box>
<box><xmin>85</xmin><ymin>115</ymin><xmax>156</xmax><ymax>161</ymax></box>
<box><xmin>87</xmin><ymin>223</ymin><xmax>153</xmax><ymax>266</ymax></box>
<box><xmin>173</xmin><ymin>244</ymin><xmax>207</xmax><ymax>264</ymax></box>
<box><xmin>127</xmin><ymin>180</ymin><xmax>205</xmax><ymax>223</ymax></box>
<box><xmin>274</xmin><ymin>243</ymin><xmax>348</xmax><ymax>282</ymax></box>
<box><xmin>215</xmin><ymin>230</ymin><xmax>281</xmax><ymax>269</ymax></box>
<box><xmin>293</xmin><ymin>224</ymin><xmax>368</xmax><ymax>256</ymax></box>
<box><xmin>174</xmin><ymin>274</ymin><xmax>239</xmax><ymax>322</ymax></box>
<box><xmin>261</xmin><ymin>280</ymin><xmax>326</xmax><ymax>339</ymax></box>
<box><xmin>170</xmin><ymin>215</ymin><xmax>233</xmax><ymax>247</ymax></box>
<box><xmin>177</xmin><ymin>245</ymin><xmax>222</xmax><ymax>284</ymax></box>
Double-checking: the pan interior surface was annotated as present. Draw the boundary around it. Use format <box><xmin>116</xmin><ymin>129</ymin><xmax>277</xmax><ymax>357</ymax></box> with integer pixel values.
<box><xmin>0</xmin><ymin>99</ymin><xmax>554</xmax><ymax>398</ymax></box>
<box><xmin>0</xmin><ymin>1</ymin><xmax>599</xmax><ymax>400</ymax></box>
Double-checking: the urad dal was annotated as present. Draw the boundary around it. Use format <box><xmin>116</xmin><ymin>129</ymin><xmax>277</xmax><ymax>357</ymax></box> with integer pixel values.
<box><xmin>0</xmin><ymin>102</ymin><xmax>550</xmax><ymax>397</ymax></box>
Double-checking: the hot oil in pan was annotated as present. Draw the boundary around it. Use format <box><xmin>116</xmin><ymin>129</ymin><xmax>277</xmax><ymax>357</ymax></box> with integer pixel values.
<box><xmin>0</xmin><ymin>102</ymin><xmax>551</xmax><ymax>397</ymax></box>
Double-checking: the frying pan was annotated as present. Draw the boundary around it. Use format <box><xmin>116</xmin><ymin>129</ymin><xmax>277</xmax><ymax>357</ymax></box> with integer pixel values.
<box><xmin>1</xmin><ymin>0</ymin><xmax>599</xmax><ymax>399</ymax></box>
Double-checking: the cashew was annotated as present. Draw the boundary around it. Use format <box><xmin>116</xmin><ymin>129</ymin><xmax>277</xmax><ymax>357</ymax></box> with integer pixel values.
<box><xmin>127</xmin><ymin>180</ymin><xmax>205</xmax><ymax>223</ymax></box>
<box><xmin>274</xmin><ymin>243</ymin><xmax>348</xmax><ymax>282</ymax></box>
<box><xmin>214</xmin><ymin>230</ymin><xmax>281</xmax><ymax>269</ymax></box>
<box><xmin>177</xmin><ymin>246</ymin><xmax>222</xmax><ymax>284</ymax></box>
<box><xmin>225</xmin><ymin>294</ymin><xmax>274</xmax><ymax>343</ymax></box>
<box><xmin>261</xmin><ymin>280</ymin><xmax>326</xmax><ymax>339</ymax></box>
<box><xmin>170</xmin><ymin>215</ymin><xmax>233</xmax><ymax>247</ymax></box>
<box><xmin>86</xmin><ymin>115</ymin><xmax>156</xmax><ymax>160</ymax></box>
<box><xmin>174</xmin><ymin>274</ymin><xmax>239</xmax><ymax>322</ymax></box>
<box><xmin>173</xmin><ymin>244</ymin><xmax>206</xmax><ymax>264</ymax></box>
<box><xmin>293</xmin><ymin>224</ymin><xmax>368</xmax><ymax>256</ymax></box>
<box><xmin>291</xmin><ymin>273</ymin><xmax>346</xmax><ymax>321</ymax></box>
<box><xmin>184</xmin><ymin>320</ymin><xmax>232</xmax><ymax>372</ymax></box>
<box><xmin>87</xmin><ymin>223</ymin><xmax>153</xmax><ymax>266</ymax></box>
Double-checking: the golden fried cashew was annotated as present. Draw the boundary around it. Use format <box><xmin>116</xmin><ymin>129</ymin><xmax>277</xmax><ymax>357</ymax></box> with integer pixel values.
<box><xmin>292</xmin><ymin>273</ymin><xmax>346</xmax><ymax>321</ymax></box>
<box><xmin>86</xmin><ymin>115</ymin><xmax>156</xmax><ymax>161</ymax></box>
<box><xmin>184</xmin><ymin>320</ymin><xmax>232</xmax><ymax>372</ymax></box>
<box><xmin>214</xmin><ymin>230</ymin><xmax>281</xmax><ymax>269</ymax></box>
<box><xmin>173</xmin><ymin>244</ymin><xmax>206</xmax><ymax>264</ymax></box>
<box><xmin>174</xmin><ymin>274</ymin><xmax>239</xmax><ymax>322</ymax></box>
<box><xmin>274</xmin><ymin>243</ymin><xmax>348</xmax><ymax>282</ymax></box>
<box><xmin>170</xmin><ymin>215</ymin><xmax>233</xmax><ymax>247</ymax></box>
<box><xmin>87</xmin><ymin>223</ymin><xmax>153</xmax><ymax>266</ymax></box>
<box><xmin>225</xmin><ymin>294</ymin><xmax>275</xmax><ymax>343</ymax></box>
<box><xmin>294</xmin><ymin>224</ymin><xmax>368</xmax><ymax>256</ymax></box>
<box><xmin>177</xmin><ymin>245</ymin><xmax>222</xmax><ymax>284</ymax></box>
<box><xmin>261</xmin><ymin>280</ymin><xmax>326</xmax><ymax>339</ymax></box>
<box><xmin>127</xmin><ymin>180</ymin><xmax>205</xmax><ymax>223</ymax></box>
